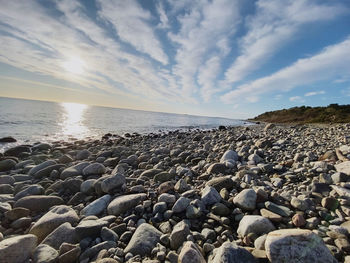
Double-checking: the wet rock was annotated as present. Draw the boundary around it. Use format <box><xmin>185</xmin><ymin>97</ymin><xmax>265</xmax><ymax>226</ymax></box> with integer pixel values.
<box><xmin>265</xmin><ymin>229</ymin><xmax>337</xmax><ymax>263</ymax></box>
<box><xmin>207</xmin><ymin>163</ymin><xmax>226</xmax><ymax>174</ymax></box>
<box><xmin>0</xmin><ymin>136</ymin><xmax>16</xmax><ymax>142</ymax></box>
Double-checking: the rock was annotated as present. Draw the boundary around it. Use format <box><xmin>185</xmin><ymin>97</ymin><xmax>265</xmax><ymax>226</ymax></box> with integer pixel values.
<box><xmin>0</xmin><ymin>234</ymin><xmax>37</xmax><ymax>263</ymax></box>
<box><xmin>264</xmin><ymin>123</ymin><xmax>275</xmax><ymax>131</ymax></box>
<box><xmin>172</xmin><ymin>197</ymin><xmax>190</xmax><ymax>213</ymax></box>
<box><xmin>42</xmin><ymin>222</ymin><xmax>77</xmax><ymax>250</ymax></box>
<box><xmin>58</xmin><ymin>243</ymin><xmax>81</xmax><ymax>263</ymax></box>
<box><xmin>34</xmin><ymin>164</ymin><xmax>65</xmax><ymax>179</ymax></box>
<box><xmin>32</xmin><ymin>143</ymin><xmax>51</xmax><ymax>151</ymax></box>
<box><xmin>15</xmin><ymin>195</ymin><xmax>64</xmax><ymax>212</ymax></box>
<box><xmin>0</xmin><ymin>175</ymin><xmax>15</xmax><ymax>185</ymax></box>
<box><xmin>124</xmin><ymin>223</ymin><xmax>162</xmax><ymax>256</ymax></box>
<box><xmin>140</xmin><ymin>169</ymin><xmax>163</xmax><ymax>178</ymax></box>
<box><xmin>174</xmin><ymin>179</ymin><xmax>190</xmax><ymax>193</ymax></box>
<box><xmin>292</xmin><ymin>214</ymin><xmax>306</xmax><ymax>227</ymax></box>
<box><xmin>29</xmin><ymin>160</ymin><xmax>57</xmax><ymax>176</ymax></box>
<box><xmin>76</xmin><ymin>149</ymin><xmax>91</xmax><ymax>160</ymax></box>
<box><xmin>211</xmin><ymin>203</ymin><xmax>231</xmax><ymax>216</ymax></box>
<box><xmin>11</xmin><ymin>216</ymin><xmax>32</xmax><ymax>229</ymax></box>
<box><xmin>335</xmin><ymin>161</ymin><xmax>350</xmax><ymax>176</ymax></box>
<box><xmin>83</xmin><ymin>163</ymin><xmax>106</xmax><ymax>176</ymax></box>
<box><xmin>209</xmin><ymin>241</ymin><xmax>256</xmax><ymax>263</ymax></box>
<box><xmin>5</xmin><ymin>207</ymin><xmax>30</xmax><ymax>221</ymax></box>
<box><xmin>100</xmin><ymin>174</ymin><xmax>125</xmax><ymax>193</ymax></box>
<box><xmin>265</xmin><ymin>201</ymin><xmax>293</xmax><ymax>217</ymax></box>
<box><xmin>207</xmin><ymin>162</ymin><xmax>226</xmax><ymax>174</ymax></box>
<box><xmin>79</xmin><ymin>241</ymin><xmax>116</xmax><ymax>261</ymax></box>
<box><xmin>220</xmin><ymin>150</ymin><xmax>239</xmax><ymax>163</ymax></box>
<box><xmin>29</xmin><ymin>205</ymin><xmax>79</xmax><ymax>242</ymax></box>
<box><xmin>0</xmin><ymin>136</ymin><xmax>16</xmax><ymax>142</ymax></box>
<box><xmin>33</xmin><ymin>244</ymin><xmax>59</xmax><ymax>263</ymax></box>
<box><xmin>101</xmin><ymin>227</ymin><xmax>119</xmax><ymax>242</ymax></box>
<box><xmin>4</xmin><ymin>145</ymin><xmax>31</xmax><ymax>157</ymax></box>
<box><xmin>170</xmin><ymin>221</ymin><xmax>190</xmax><ymax>250</ymax></box>
<box><xmin>260</xmin><ymin>208</ymin><xmax>282</xmax><ymax>222</ymax></box>
<box><xmin>206</xmin><ymin>177</ymin><xmax>234</xmax><ymax>191</ymax></box>
<box><xmin>331</xmin><ymin>185</ymin><xmax>350</xmax><ymax>198</ymax></box>
<box><xmin>0</xmin><ymin>159</ymin><xmax>16</xmax><ymax>171</ymax></box>
<box><xmin>0</xmin><ymin>184</ymin><xmax>14</xmax><ymax>194</ymax></box>
<box><xmin>237</xmin><ymin>215</ymin><xmax>275</xmax><ymax>237</ymax></box>
<box><xmin>107</xmin><ymin>193</ymin><xmax>146</xmax><ymax>215</ymax></box>
<box><xmin>178</xmin><ymin>241</ymin><xmax>205</xmax><ymax>263</ymax></box>
<box><xmin>265</xmin><ymin>229</ymin><xmax>337</xmax><ymax>263</ymax></box>
<box><xmin>60</xmin><ymin>162</ymin><xmax>89</xmax><ymax>179</ymax></box>
<box><xmin>76</xmin><ymin>219</ymin><xmax>109</xmax><ymax>239</ymax></box>
<box><xmin>233</xmin><ymin>189</ymin><xmax>257</xmax><ymax>211</ymax></box>
<box><xmin>81</xmin><ymin>194</ymin><xmax>111</xmax><ymax>216</ymax></box>
<box><xmin>154</xmin><ymin>171</ymin><xmax>174</xmax><ymax>182</ymax></box>
<box><xmin>14</xmin><ymin>184</ymin><xmax>45</xmax><ymax>200</ymax></box>
<box><xmin>80</xmin><ymin>179</ymin><xmax>96</xmax><ymax>194</ymax></box>
<box><xmin>158</xmin><ymin>193</ymin><xmax>176</xmax><ymax>204</ymax></box>
<box><xmin>290</xmin><ymin>197</ymin><xmax>308</xmax><ymax>211</ymax></box>
<box><xmin>322</xmin><ymin>197</ymin><xmax>339</xmax><ymax>211</ymax></box>
<box><xmin>201</xmin><ymin>186</ymin><xmax>221</xmax><ymax>206</ymax></box>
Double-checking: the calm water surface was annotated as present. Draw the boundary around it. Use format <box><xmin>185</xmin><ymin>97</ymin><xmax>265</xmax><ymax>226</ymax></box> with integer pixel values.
<box><xmin>0</xmin><ymin>97</ymin><xmax>248</xmax><ymax>150</ymax></box>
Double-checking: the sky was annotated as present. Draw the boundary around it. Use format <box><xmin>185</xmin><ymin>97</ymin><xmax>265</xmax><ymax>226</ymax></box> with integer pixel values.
<box><xmin>0</xmin><ymin>0</ymin><xmax>350</xmax><ymax>119</ymax></box>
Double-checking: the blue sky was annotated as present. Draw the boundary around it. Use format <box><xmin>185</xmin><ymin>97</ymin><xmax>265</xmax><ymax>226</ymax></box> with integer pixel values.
<box><xmin>0</xmin><ymin>0</ymin><xmax>350</xmax><ymax>119</ymax></box>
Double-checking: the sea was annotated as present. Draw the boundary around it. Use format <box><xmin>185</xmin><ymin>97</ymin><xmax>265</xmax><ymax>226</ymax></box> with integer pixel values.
<box><xmin>0</xmin><ymin>97</ymin><xmax>249</xmax><ymax>151</ymax></box>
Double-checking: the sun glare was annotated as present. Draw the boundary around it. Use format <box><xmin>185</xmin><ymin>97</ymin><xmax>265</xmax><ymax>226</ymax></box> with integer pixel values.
<box><xmin>62</xmin><ymin>56</ymin><xmax>85</xmax><ymax>74</ymax></box>
<box><xmin>60</xmin><ymin>102</ymin><xmax>89</xmax><ymax>138</ymax></box>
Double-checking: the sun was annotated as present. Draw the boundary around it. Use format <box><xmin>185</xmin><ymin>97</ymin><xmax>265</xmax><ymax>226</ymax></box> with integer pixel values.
<box><xmin>62</xmin><ymin>56</ymin><xmax>85</xmax><ymax>74</ymax></box>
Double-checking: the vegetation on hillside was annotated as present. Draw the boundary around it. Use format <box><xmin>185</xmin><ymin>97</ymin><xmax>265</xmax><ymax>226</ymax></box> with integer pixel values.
<box><xmin>253</xmin><ymin>104</ymin><xmax>350</xmax><ymax>124</ymax></box>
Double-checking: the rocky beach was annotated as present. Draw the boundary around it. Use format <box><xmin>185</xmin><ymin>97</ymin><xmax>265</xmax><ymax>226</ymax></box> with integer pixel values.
<box><xmin>1</xmin><ymin>123</ymin><xmax>350</xmax><ymax>263</ymax></box>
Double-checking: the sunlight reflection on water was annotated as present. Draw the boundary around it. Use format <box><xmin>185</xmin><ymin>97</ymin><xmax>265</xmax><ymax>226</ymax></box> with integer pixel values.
<box><xmin>60</xmin><ymin>102</ymin><xmax>89</xmax><ymax>139</ymax></box>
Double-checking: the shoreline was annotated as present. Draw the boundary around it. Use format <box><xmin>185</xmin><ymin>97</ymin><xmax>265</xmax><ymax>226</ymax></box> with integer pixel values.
<box><xmin>0</xmin><ymin>123</ymin><xmax>350</xmax><ymax>262</ymax></box>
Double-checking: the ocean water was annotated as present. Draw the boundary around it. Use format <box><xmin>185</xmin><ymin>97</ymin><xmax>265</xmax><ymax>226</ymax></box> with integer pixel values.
<box><xmin>0</xmin><ymin>97</ymin><xmax>248</xmax><ymax>150</ymax></box>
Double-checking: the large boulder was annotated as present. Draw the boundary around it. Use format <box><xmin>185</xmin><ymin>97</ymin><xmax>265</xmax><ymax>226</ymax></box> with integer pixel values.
<box><xmin>0</xmin><ymin>234</ymin><xmax>37</xmax><ymax>263</ymax></box>
<box><xmin>107</xmin><ymin>194</ymin><xmax>146</xmax><ymax>216</ymax></box>
<box><xmin>265</xmin><ymin>229</ymin><xmax>337</xmax><ymax>263</ymax></box>
<box><xmin>124</xmin><ymin>223</ymin><xmax>162</xmax><ymax>256</ymax></box>
<box><xmin>237</xmin><ymin>215</ymin><xmax>275</xmax><ymax>237</ymax></box>
<box><xmin>29</xmin><ymin>205</ymin><xmax>79</xmax><ymax>242</ymax></box>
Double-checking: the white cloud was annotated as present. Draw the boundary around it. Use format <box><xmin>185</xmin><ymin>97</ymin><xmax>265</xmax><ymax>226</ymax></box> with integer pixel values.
<box><xmin>224</xmin><ymin>0</ymin><xmax>348</xmax><ymax>85</ymax></box>
<box><xmin>169</xmin><ymin>0</ymin><xmax>240</xmax><ymax>98</ymax></box>
<box><xmin>97</xmin><ymin>0</ymin><xmax>168</xmax><ymax>65</ymax></box>
<box><xmin>156</xmin><ymin>2</ymin><xmax>170</xmax><ymax>29</ymax></box>
<box><xmin>304</xmin><ymin>90</ymin><xmax>325</xmax><ymax>97</ymax></box>
<box><xmin>289</xmin><ymin>96</ymin><xmax>305</xmax><ymax>102</ymax></box>
<box><xmin>221</xmin><ymin>37</ymin><xmax>350</xmax><ymax>103</ymax></box>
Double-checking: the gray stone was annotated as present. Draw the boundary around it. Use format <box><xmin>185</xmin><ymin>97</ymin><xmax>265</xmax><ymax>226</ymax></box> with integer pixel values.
<box><xmin>207</xmin><ymin>163</ymin><xmax>226</xmax><ymax>174</ymax></box>
<box><xmin>237</xmin><ymin>215</ymin><xmax>275</xmax><ymax>237</ymax></box>
<box><xmin>265</xmin><ymin>229</ymin><xmax>337</xmax><ymax>263</ymax></box>
<box><xmin>33</xmin><ymin>244</ymin><xmax>59</xmax><ymax>263</ymax></box>
<box><xmin>81</xmin><ymin>194</ymin><xmax>111</xmax><ymax>216</ymax></box>
<box><xmin>335</xmin><ymin>161</ymin><xmax>350</xmax><ymax>176</ymax></box>
<box><xmin>101</xmin><ymin>174</ymin><xmax>125</xmax><ymax>193</ymax></box>
<box><xmin>220</xmin><ymin>150</ymin><xmax>239</xmax><ymax>163</ymax></box>
<box><xmin>331</xmin><ymin>185</ymin><xmax>350</xmax><ymax>198</ymax></box>
<box><xmin>265</xmin><ymin>201</ymin><xmax>293</xmax><ymax>217</ymax></box>
<box><xmin>209</xmin><ymin>242</ymin><xmax>256</xmax><ymax>263</ymax></box>
<box><xmin>0</xmin><ymin>234</ymin><xmax>37</xmax><ymax>263</ymax></box>
<box><xmin>0</xmin><ymin>159</ymin><xmax>17</xmax><ymax>172</ymax></box>
<box><xmin>178</xmin><ymin>241</ymin><xmax>206</xmax><ymax>263</ymax></box>
<box><xmin>83</xmin><ymin>163</ymin><xmax>106</xmax><ymax>176</ymax></box>
<box><xmin>172</xmin><ymin>197</ymin><xmax>190</xmax><ymax>213</ymax></box>
<box><xmin>124</xmin><ymin>223</ymin><xmax>162</xmax><ymax>256</ymax></box>
<box><xmin>14</xmin><ymin>184</ymin><xmax>44</xmax><ymax>200</ymax></box>
<box><xmin>76</xmin><ymin>149</ymin><xmax>91</xmax><ymax>160</ymax></box>
<box><xmin>76</xmin><ymin>219</ymin><xmax>109</xmax><ymax>239</ymax></box>
<box><xmin>60</xmin><ymin>162</ymin><xmax>89</xmax><ymax>179</ymax></box>
<box><xmin>290</xmin><ymin>197</ymin><xmax>308</xmax><ymax>211</ymax></box>
<box><xmin>29</xmin><ymin>160</ymin><xmax>56</xmax><ymax>176</ymax></box>
<box><xmin>29</xmin><ymin>205</ymin><xmax>79</xmax><ymax>242</ymax></box>
<box><xmin>170</xmin><ymin>221</ymin><xmax>190</xmax><ymax>250</ymax></box>
<box><xmin>107</xmin><ymin>193</ymin><xmax>146</xmax><ymax>216</ymax></box>
<box><xmin>233</xmin><ymin>189</ymin><xmax>257</xmax><ymax>211</ymax></box>
<box><xmin>101</xmin><ymin>227</ymin><xmax>119</xmax><ymax>242</ymax></box>
<box><xmin>0</xmin><ymin>184</ymin><xmax>14</xmax><ymax>194</ymax></box>
<box><xmin>80</xmin><ymin>179</ymin><xmax>97</xmax><ymax>194</ymax></box>
<box><xmin>201</xmin><ymin>186</ymin><xmax>221</xmax><ymax>206</ymax></box>
<box><xmin>5</xmin><ymin>207</ymin><xmax>30</xmax><ymax>221</ymax></box>
<box><xmin>140</xmin><ymin>169</ymin><xmax>163</xmax><ymax>178</ymax></box>
<box><xmin>15</xmin><ymin>195</ymin><xmax>64</xmax><ymax>212</ymax></box>
<box><xmin>158</xmin><ymin>193</ymin><xmax>176</xmax><ymax>204</ymax></box>
<box><xmin>206</xmin><ymin>177</ymin><xmax>234</xmax><ymax>191</ymax></box>
<box><xmin>79</xmin><ymin>241</ymin><xmax>116</xmax><ymax>261</ymax></box>
<box><xmin>34</xmin><ymin>164</ymin><xmax>65</xmax><ymax>179</ymax></box>
<box><xmin>42</xmin><ymin>222</ymin><xmax>77</xmax><ymax>250</ymax></box>
<box><xmin>0</xmin><ymin>175</ymin><xmax>15</xmax><ymax>185</ymax></box>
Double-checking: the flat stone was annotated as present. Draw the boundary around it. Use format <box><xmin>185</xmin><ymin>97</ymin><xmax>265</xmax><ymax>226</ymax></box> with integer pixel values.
<box><xmin>15</xmin><ymin>195</ymin><xmax>64</xmax><ymax>212</ymax></box>
<box><xmin>107</xmin><ymin>193</ymin><xmax>146</xmax><ymax>216</ymax></box>
<box><xmin>124</xmin><ymin>223</ymin><xmax>162</xmax><ymax>256</ymax></box>
<box><xmin>28</xmin><ymin>160</ymin><xmax>57</xmax><ymax>176</ymax></box>
<box><xmin>76</xmin><ymin>219</ymin><xmax>109</xmax><ymax>239</ymax></box>
<box><xmin>83</xmin><ymin>163</ymin><xmax>106</xmax><ymax>176</ymax></box>
<box><xmin>5</xmin><ymin>207</ymin><xmax>30</xmax><ymax>221</ymax></box>
<box><xmin>29</xmin><ymin>205</ymin><xmax>79</xmax><ymax>242</ymax></box>
<box><xmin>233</xmin><ymin>189</ymin><xmax>257</xmax><ymax>211</ymax></box>
<box><xmin>0</xmin><ymin>175</ymin><xmax>15</xmax><ymax>185</ymax></box>
<box><xmin>81</xmin><ymin>194</ymin><xmax>111</xmax><ymax>216</ymax></box>
<box><xmin>209</xmin><ymin>242</ymin><xmax>256</xmax><ymax>263</ymax></box>
<box><xmin>335</xmin><ymin>161</ymin><xmax>350</xmax><ymax>176</ymax></box>
<box><xmin>260</xmin><ymin>208</ymin><xmax>283</xmax><ymax>223</ymax></box>
<box><xmin>14</xmin><ymin>184</ymin><xmax>44</xmax><ymax>200</ymax></box>
<box><xmin>0</xmin><ymin>234</ymin><xmax>37</xmax><ymax>263</ymax></box>
<box><xmin>237</xmin><ymin>215</ymin><xmax>275</xmax><ymax>237</ymax></box>
<box><xmin>265</xmin><ymin>201</ymin><xmax>293</xmax><ymax>217</ymax></box>
<box><xmin>206</xmin><ymin>177</ymin><xmax>234</xmax><ymax>191</ymax></box>
<box><xmin>140</xmin><ymin>169</ymin><xmax>163</xmax><ymax>178</ymax></box>
<box><xmin>60</xmin><ymin>162</ymin><xmax>89</xmax><ymax>179</ymax></box>
<box><xmin>265</xmin><ymin>229</ymin><xmax>337</xmax><ymax>263</ymax></box>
